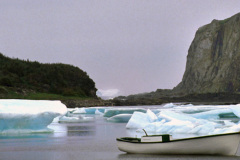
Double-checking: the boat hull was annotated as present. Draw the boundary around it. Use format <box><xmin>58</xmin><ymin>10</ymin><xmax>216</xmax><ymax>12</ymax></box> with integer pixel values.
<box><xmin>117</xmin><ymin>132</ymin><xmax>240</xmax><ymax>155</ymax></box>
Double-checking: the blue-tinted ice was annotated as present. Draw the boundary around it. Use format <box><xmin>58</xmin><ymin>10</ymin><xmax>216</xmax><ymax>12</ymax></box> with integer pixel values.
<box><xmin>0</xmin><ymin>99</ymin><xmax>67</xmax><ymax>133</ymax></box>
<box><xmin>2</xmin><ymin>101</ymin><xmax>240</xmax><ymax>135</ymax></box>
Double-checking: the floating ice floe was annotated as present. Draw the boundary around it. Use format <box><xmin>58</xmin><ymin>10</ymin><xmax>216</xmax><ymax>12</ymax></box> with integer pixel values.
<box><xmin>58</xmin><ymin>115</ymin><xmax>94</xmax><ymax>123</ymax></box>
<box><xmin>95</xmin><ymin>109</ymin><xmax>104</xmax><ymax>115</ymax></box>
<box><xmin>126</xmin><ymin>103</ymin><xmax>240</xmax><ymax>135</ymax></box>
<box><xmin>72</xmin><ymin>108</ymin><xmax>86</xmax><ymax>114</ymax></box>
<box><xmin>126</xmin><ymin>109</ymin><xmax>158</xmax><ymax>128</ymax></box>
<box><xmin>190</xmin><ymin>108</ymin><xmax>233</xmax><ymax>119</ymax></box>
<box><xmin>107</xmin><ymin>114</ymin><xmax>132</xmax><ymax>123</ymax></box>
<box><xmin>72</xmin><ymin>107</ymin><xmax>107</xmax><ymax>114</ymax></box>
<box><xmin>103</xmin><ymin>108</ymin><xmax>146</xmax><ymax>117</ymax></box>
<box><xmin>163</xmin><ymin>103</ymin><xmax>176</xmax><ymax>108</ymax></box>
<box><xmin>0</xmin><ymin>99</ymin><xmax>67</xmax><ymax>134</ymax></box>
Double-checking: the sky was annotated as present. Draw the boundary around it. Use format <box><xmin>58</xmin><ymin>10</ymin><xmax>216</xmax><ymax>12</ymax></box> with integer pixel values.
<box><xmin>0</xmin><ymin>0</ymin><xmax>240</xmax><ymax>98</ymax></box>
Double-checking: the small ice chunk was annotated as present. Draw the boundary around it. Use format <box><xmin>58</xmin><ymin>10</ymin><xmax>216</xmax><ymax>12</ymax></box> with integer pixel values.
<box><xmin>190</xmin><ymin>109</ymin><xmax>233</xmax><ymax>119</ymax></box>
<box><xmin>58</xmin><ymin>115</ymin><xmax>94</xmax><ymax>123</ymax></box>
<box><xmin>163</xmin><ymin>103</ymin><xmax>176</xmax><ymax>108</ymax></box>
<box><xmin>126</xmin><ymin>112</ymin><xmax>150</xmax><ymax>129</ymax></box>
<box><xmin>230</xmin><ymin>105</ymin><xmax>240</xmax><ymax>117</ymax></box>
<box><xmin>146</xmin><ymin>109</ymin><xmax>158</xmax><ymax>122</ymax></box>
<box><xmin>107</xmin><ymin>114</ymin><xmax>132</xmax><ymax>123</ymax></box>
<box><xmin>72</xmin><ymin>107</ymin><xmax>108</xmax><ymax>114</ymax></box>
<box><xmin>95</xmin><ymin>109</ymin><xmax>104</xmax><ymax>115</ymax></box>
<box><xmin>104</xmin><ymin>108</ymin><xmax>146</xmax><ymax>117</ymax></box>
<box><xmin>72</xmin><ymin>108</ymin><xmax>86</xmax><ymax>114</ymax></box>
<box><xmin>224</xmin><ymin>120</ymin><xmax>236</xmax><ymax>127</ymax></box>
<box><xmin>158</xmin><ymin>110</ymin><xmax>199</xmax><ymax>123</ymax></box>
<box><xmin>59</xmin><ymin>116</ymin><xmax>81</xmax><ymax>123</ymax></box>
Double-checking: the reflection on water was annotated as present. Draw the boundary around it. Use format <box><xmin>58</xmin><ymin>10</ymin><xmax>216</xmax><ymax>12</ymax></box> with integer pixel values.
<box><xmin>0</xmin><ymin>134</ymin><xmax>50</xmax><ymax>139</ymax></box>
<box><xmin>67</xmin><ymin>125</ymin><xmax>95</xmax><ymax>131</ymax></box>
<box><xmin>0</xmin><ymin>120</ymin><xmax>97</xmax><ymax>139</ymax></box>
<box><xmin>67</xmin><ymin>125</ymin><xmax>95</xmax><ymax>137</ymax></box>
<box><xmin>117</xmin><ymin>154</ymin><xmax>236</xmax><ymax>160</ymax></box>
<box><xmin>67</xmin><ymin>130</ymin><xmax>95</xmax><ymax>137</ymax></box>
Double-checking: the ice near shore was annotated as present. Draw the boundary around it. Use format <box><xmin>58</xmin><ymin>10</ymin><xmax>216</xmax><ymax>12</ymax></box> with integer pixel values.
<box><xmin>2</xmin><ymin>100</ymin><xmax>240</xmax><ymax>135</ymax></box>
<box><xmin>0</xmin><ymin>99</ymin><xmax>67</xmax><ymax>133</ymax></box>
<box><xmin>71</xmin><ymin>103</ymin><xmax>240</xmax><ymax>134</ymax></box>
<box><xmin>126</xmin><ymin>104</ymin><xmax>240</xmax><ymax>135</ymax></box>
<box><xmin>69</xmin><ymin>104</ymin><xmax>240</xmax><ymax>135</ymax></box>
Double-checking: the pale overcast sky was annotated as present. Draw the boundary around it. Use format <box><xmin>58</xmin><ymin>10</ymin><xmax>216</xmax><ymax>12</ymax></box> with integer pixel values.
<box><xmin>0</xmin><ymin>0</ymin><xmax>240</xmax><ymax>96</ymax></box>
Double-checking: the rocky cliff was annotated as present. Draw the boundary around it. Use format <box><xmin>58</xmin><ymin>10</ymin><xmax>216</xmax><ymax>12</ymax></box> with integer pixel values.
<box><xmin>174</xmin><ymin>12</ymin><xmax>240</xmax><ymax>94</ymax></box>
<box><xmin>114</xmin><ymin>12</ymin><xmax>240</xmax><ymax>105</ymax></box>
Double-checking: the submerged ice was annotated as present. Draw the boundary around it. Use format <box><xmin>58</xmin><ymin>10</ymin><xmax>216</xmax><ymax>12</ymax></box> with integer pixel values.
<box><xmin>0</xmin><ymin>99</ymin><xmax>67</xmax><ymax>133</ymax></box>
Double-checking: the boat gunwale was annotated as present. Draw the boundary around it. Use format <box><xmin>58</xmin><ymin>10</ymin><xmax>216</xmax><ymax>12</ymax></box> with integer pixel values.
<box><xmin>116</xmin><ymin>132</ymin><xmax>240</xmax><ymax>144</ymax></box>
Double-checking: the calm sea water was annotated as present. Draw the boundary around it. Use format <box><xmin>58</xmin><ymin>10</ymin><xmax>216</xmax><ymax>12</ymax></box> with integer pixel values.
<box><xmin>0</xmin><ymin>105</ymin><xmax>240</xmax><ymax>160</ymax></box>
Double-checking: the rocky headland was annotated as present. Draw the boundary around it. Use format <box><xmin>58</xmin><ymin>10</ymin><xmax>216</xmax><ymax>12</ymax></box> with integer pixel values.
<box><xmin>0</xmin><ymin>53</ymin><xmax>105</xmax><ymax>107</ymax></box>
<box><xmin>114</xmin><ymin>12</ymin><xmax>240</xmax><ymax>105</ymax></box>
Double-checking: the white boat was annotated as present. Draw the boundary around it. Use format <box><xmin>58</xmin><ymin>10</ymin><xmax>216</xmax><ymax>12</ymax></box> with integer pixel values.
<box><xmin>117</xmin><ymin>132</ymin><xmax>240</xmax><ymax>155</ymax></box>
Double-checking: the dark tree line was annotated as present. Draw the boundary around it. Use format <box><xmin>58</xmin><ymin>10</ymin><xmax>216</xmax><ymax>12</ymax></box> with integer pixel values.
<box><xmin>0</xmin><ymin>53</ymin><xmax>97</xmax><ymax>97</ymax></box>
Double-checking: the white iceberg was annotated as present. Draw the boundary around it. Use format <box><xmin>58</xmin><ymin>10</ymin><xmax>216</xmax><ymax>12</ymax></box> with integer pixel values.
<box><xmin>126</xmin><ymin>112</ymin><xmax>150</xmax><ymax>129</ymax></box>
<box><xmin>95</xmin><ymin>109</ymin><xmax>104</xmax><ymax>115</ymax></box>
<box><xmin>58</xmin><ymin>115</ymin><xmax>94</xmax><ymax>123</ymax></box>
<box><xmin>230</xmin><ymin>105</ymin><xmax>240</xmax><ymax>118</ymax></box>
<box><xmin>146</xmin><ymin>109</ymin><xmax>158</xmax><ymax>122</ymax></box>
<box><xmin>126</xmin><ymin>103</ymin><xmax>240</xmax><ymax>135</ymax></box>
<box><xmin>167</xmin><ymin>104</ymin><xmax>226</xmax><ymax>114</ymax></box>
<box><xmin>72</xmin><ymin>107</ymin><xmax>107</xmax><ymax>114</ymax></box>
<box><xmin>72</xmin><ymin>108</ymin><xmax>86</xmax><ymax>114</ymax></box>
<box><xmin>0</xmin><ymin>99</ymin><xmax>67</xmax><ymax>133</ymax></box>
<box><xmin>190</xmin><ymin>108</ymin><xmax>233</xmax><ymax>119</ymax></box>
<box><xmin>163</xmin><ymin>103</ymin><xmax>176</xmax><ymax>108</ymax></box>
<box><xmin>126</xmin><ymin>110</ymin><xmax>157</xmax><ymax>129</ymax></box>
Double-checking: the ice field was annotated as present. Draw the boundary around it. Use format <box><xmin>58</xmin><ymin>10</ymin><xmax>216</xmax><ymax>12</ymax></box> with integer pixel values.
<box><xmin>1</xmin><ymin>100</ymin><xmax>240</xmax><ymax>136</ymax></box>
<box><xmin>67</xmin><ymin>103</ymin><xmax>240</xmax><ymax>135</ymax></box>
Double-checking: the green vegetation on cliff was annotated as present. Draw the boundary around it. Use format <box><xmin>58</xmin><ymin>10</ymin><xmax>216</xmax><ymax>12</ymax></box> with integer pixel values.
<box><xmin>0</xmin><ymin>53</ymin><xmax>97</xmax><ymax>99</ymax></box>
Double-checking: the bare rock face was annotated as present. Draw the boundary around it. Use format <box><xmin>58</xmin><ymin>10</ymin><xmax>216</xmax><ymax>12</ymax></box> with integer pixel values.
<box><xmin>174</xmin><ymin>13</ymin><xmax>240</xmax><ymax>94</ymax></box>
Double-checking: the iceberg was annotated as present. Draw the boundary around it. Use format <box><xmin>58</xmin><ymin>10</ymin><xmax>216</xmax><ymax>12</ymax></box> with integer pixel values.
<box><xmin>104</xmin><ymin>108</ymin><xmax>146</xmax><ymax>118</ymax></box>
<box><xmin>190</xmin><ymin>108</ymin><xmax>233</xmax><ymax>119</ymax></box>
<box><xmin>0</xmin><ymin>99</ymin><xmax>67</xmax><ymax>133</ymax></box>
<box><xmin>163</xmin><ymin>103</ymin><xmax>176</xmax><ymax>108</ymax></box>
<box><xmin>147</xmin><ymin>109</ymin><xmax>158</xmax><ymax>122</ymax></box>
<box><xmin>126</xmin><ymin>109</ymin><xmax>157</xmax><ymax>128</ymax></box>
<box><xmin>107</xmin><ymin>114</ymin><xmax>132</xmax><ymax>123</ymax></box>
<box><xmin>58</xmin><ymin>115</ymin><xmax>94</xmax><ymax>123</ymax></box>
<box><xmin>95</xmin><ymin>109</ymin><xmax>104</xmax><ymax>115</ymax></box>
<box><xmin>126</xmin><ymin>103</ymin><xmax>240</xmax><ymax>135</ymax></box>
<box><xmin>167</xmin><ymin>104</ymin><xmax>225</xmax><ymax>114</ymax></box>
<box><xmin>72</xmin><ymin>108</ymin><xmax>86</xmax><ymax>114</ymax></box>
<box><xmin>72</xmin><ymin>107</ymin><xmax>107</xmax><ymax>114</ymax></box>
<box><xmin>230</xmin><ymin>105</ymin><xmax>240</xmax><ymax>118</ymax></box>
<box><xmin>126</xmin><ymin>112</ymin><xmax>150</xmax><ymax>129</ymax></box>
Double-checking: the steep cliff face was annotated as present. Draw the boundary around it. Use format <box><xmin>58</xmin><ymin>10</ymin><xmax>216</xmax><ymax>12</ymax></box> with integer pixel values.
<box><xmin>174</xmin><ymin>13</ymin><xmax>240</xmax><ymax>94</ymax></box>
